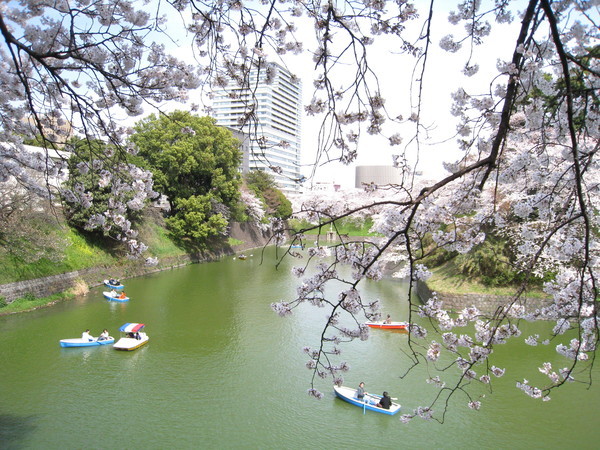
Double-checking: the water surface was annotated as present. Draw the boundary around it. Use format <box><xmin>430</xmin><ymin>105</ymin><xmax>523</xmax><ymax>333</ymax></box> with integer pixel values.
<box><xmin>0</xmin><ymin>248</ymin><xmax>598</xmax><ymax>448</ymax></box>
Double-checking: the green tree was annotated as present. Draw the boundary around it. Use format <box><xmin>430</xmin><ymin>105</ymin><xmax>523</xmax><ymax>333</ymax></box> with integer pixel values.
<box><xmin>245</xmin><ymin>170</ymin><xmax>292</xmax><ymax>219</ymax></box>
<box><xmin>130</xmin><ymin>111</ymin><xmax>242</xmax><ymax>244</ymax></box>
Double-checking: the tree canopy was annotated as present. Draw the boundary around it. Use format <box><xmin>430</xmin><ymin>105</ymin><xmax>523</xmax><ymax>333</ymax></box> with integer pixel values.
<box><xmin>245</xmin><ymin>170</ymin><xmax>293</xmax><ymax>219</ymax></box>
<box><xmin>1</xmin><ymin>0</ymin><xmax>598</xmax><ymax>422</ymax></box>
<box><xmin>130</xmin><ymin>111</ymin><xmax>242</xmax><ymax>244</ymax></box>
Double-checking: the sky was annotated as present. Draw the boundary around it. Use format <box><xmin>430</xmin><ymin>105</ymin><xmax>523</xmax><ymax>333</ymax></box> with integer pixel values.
<box><xmin>278</xmin><ymin>4</ymin><xmax>526</xmax><ymax>188</ymax></box>
<box><xmin>141</xmin><ymin>1</ymin><xmax>527</xmax><ymax>189</ymax></box>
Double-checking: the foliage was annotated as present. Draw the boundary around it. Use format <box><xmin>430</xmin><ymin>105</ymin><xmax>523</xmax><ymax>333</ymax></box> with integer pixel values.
<box><xmin>228</xmin><ymin>237</ymin><xmax>244</xmax><ymax>247</ymax></box>
<box><xmin>245</xmin><ymin>171</ymin><xmax>292</xmax><ymax>219</ymax></box>
<box><xmin>165</xmin><ymin>195</ymin><xmax>229</xmax><ymax>243</ymax></box>
<box><xmin>0</xmin><ymin>208</ymin><xmax>183</xmax><ymax>285</ymax></box>
<box><xmin>137</xmin><ymin>220</ymin><xmax>187</xmax><ymax>259</ymax></box>
<box><xmin>130</xmin><ymin>111</ymin><xmax>242</xmax><ymax>244</ymax></box>
<box><xmin>0</xmin><ymin>223</ymin><xmax>113</xmax><ymax>285</ymax></box>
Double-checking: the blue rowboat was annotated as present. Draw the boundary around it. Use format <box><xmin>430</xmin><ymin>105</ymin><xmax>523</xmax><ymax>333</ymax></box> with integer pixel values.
<box><xmin>60</xmin><ymin>337</ymin><xmax>115</xmax><ymax>347</ymax></box>
<box><xmin>103</xmin><ymin>291</ymin><xmax>129</xmax><ymax>302</ymax></box>
<box><xmin>333</xmin><ymin>385</ymin><xmax>401</xmax><ymax>415</ymax></box>
<box><xmin>104</xmin><ymin>279</ymin><xmax>124</xmax><ymax>290</ymax></box>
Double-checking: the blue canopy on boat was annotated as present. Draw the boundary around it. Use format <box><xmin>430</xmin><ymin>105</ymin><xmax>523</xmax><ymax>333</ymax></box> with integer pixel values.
<box><xmin>119</xmin><ymin>323</ymin><xmax>145</xmax><ymax>333</ymax></box>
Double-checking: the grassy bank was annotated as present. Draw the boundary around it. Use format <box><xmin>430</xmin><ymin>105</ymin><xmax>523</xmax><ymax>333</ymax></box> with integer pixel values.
<box><xmin>0</xmin><ymin>210</ymin><xmax>188</xmax><ymax>314</ymax></box>
<box><xmin>0</xmin><ymin>209</ymin><xmax>186</xmax><ymax>286</ymax></box>
<box><xmin>0</xmin><ymin>291</ymin><xmax>78</xmax><ymax>315</ymax></box>
<box><xmin>427</xmin><ymin>260</ymin><xmax>547</xmax><ymax>298</ymax></box>
<box><xmin>0</xmin><ymin>228</ymin><xmax>117</xmax><ymax>285</ymax></box>
<box><xmin>289</xmin><ymin>218</ymin><xmax>380</xmax><ymax>236</ymax></box>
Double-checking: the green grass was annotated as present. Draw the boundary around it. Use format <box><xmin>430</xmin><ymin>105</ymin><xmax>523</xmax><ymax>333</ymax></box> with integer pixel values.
<box><xmin>228</xmin><ymin>237</ymin><xmax>244</xmax><ymax>246</ymax></box>
<box><xmin>139</xmin><ymin>221</ymin><xmax>186</xmax><ymax>258</ymax></box>
<box><xmin>0</xmin><ymin>291</ymin><xmax>76</xmax><ymax>315</ymax></box>
<box><xmin>0</xmin><ymin>228</ymin><xmax>117</xmax><ymax>284</ymax></box>
<box><xmin>0</xmin><ymin>210</ymin><xmax>186</xmax><ymax>284</ymax></box>
<box><xmin>289</xmin><ymin>218</ymin><xmax>380</xmax><ymax>237</ymax></box>
<box><xmin>427</xmin><ymin>260</ymin><xmax>547</xmax><ymax>298</ymax></box>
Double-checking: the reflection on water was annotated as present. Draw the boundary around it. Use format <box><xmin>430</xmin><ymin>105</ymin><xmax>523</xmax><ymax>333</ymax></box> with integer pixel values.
<box><xmin>0</xmin><ymin>413</ymin><xmax>38</xmax><ymax>448</ymax></box>
<box><xmin>0</xmin><ymin>247</ymin><xmax>599</xmax><ymax>448</ymax></box>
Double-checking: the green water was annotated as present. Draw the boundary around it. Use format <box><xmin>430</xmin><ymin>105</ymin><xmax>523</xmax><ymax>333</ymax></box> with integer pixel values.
<box><xmin>0</xmin><ymin>247</ymin><xmax>598</xmax><ymax>449</ymax></box>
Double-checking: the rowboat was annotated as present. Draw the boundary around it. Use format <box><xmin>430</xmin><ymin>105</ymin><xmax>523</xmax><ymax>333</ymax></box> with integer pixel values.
<box><xmin>103</xmin><ymin>290</ymin><xmax>129</xmax><ymax>302</ymax></box>
<box><xmin>104</xmin><ymin>279</ymin><xmax>125</xmax><ymax>290</ymax></box>
<box><xmin>59</xmin><ymin>337</ymin><xmax>115</xmax><ymax>347</ymax></box>
<box><xmin>113</xmin><ymin>323</ymin><xmax>149</xmax><ymax>351</ymax></box>
<box><xmin>364</xmin><ymin>321</ymin><xmax>409</xmax><ymax>330</ymax></box>
<box><xmin>333</xmin><ymin>385</ymin><xmax>401</xmax><ymax>415</ymax></box>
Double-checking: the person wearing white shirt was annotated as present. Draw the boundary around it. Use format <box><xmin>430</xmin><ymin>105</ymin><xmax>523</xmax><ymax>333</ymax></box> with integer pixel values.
<box><xmin>81</xmin><ymin>329</ymin><xmax>95</xmax><ymax>341</ymax></box>
<box><xmin>98</xmin><ymin>329</ymin><xmax>110</xmax><ymax>341</ymax></box>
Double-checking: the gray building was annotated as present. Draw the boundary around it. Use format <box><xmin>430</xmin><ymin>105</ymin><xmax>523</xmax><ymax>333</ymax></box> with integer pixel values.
<box><xmin>212</xmin><ymin>63</ymin><xmax>302</xmax><ymax>194</ymax></box>
<box><xmin>355</xmin><ymin>165</ymin><xmax>403</xmax><ymax>188</ymax></box>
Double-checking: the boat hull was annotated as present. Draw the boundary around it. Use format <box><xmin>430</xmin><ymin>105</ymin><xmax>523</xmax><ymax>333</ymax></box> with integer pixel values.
<box><xmin>60</xmin><ymin>338</ymin><xmax>115</xmax><ymax>348</ymax></box>
<box><xmin>333</xmin><ymin>385</ymin><xmax>401</xmax><ymax>415</ymax></box>
<box><xmin>103</xmin><ymin>292</ymin><xmax>129</xmax><ymax>302</ymax></box>
<box><xmin>113</xmin><ymin>336</ymin><xmax>149</xmax><ymax>351</ymax></box>
<box><xmin>365</xmin><ymin>321</ymin><xmax>409</xmax><ymax>330</ymax></box>
<box><xmin>103</xmin><ymin>280</ymin><xmax>124</xmax><ymax>290</ymax></box>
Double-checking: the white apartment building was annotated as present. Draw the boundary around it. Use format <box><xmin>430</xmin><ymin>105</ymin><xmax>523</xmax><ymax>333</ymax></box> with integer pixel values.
<box><xmin>211</xmin><ymin>63</ymin><xmax>302</xmax><ymax>194</ymax></box>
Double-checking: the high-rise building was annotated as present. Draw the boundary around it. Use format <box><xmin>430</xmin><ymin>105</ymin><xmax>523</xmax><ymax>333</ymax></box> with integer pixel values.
<box><xmin>211</xmin><ymin>63</ymin><xmax>302</xmax><ymax>193</ymax></box>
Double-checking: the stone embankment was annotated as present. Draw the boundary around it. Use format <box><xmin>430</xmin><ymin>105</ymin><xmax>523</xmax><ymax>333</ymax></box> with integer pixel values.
<box><xmin>0</xmin><ymin>221</ymin><xmax>274</xmax><ymax>306</ymax></box>
<box><xmin>415</xmin><ymin>281</ymin><xmax>552</xmax><ymax>315</ymax></box>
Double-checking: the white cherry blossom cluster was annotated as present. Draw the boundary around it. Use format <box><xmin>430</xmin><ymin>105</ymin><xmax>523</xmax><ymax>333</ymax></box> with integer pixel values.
<box><xmin>61</xmin><ymin>158</ymin><xmax>158</xmax><ymax>258</ymax></box>
<box><xmin>240</xmin><ymin>190</ymin><xmax>269</xmax><ymax>231</ymax></box>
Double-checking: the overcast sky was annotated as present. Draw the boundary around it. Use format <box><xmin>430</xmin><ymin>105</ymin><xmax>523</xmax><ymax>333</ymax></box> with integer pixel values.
<box><xmin>278</xmin><ymin>3</ymin><xmax>525</xmax><ymax>188</ymax></box>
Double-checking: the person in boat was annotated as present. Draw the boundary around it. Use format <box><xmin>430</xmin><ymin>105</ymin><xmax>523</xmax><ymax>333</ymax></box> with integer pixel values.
<box><xmin>356</xmin><ymin>382</ymin><xmax>367</xmax><ymax>400</ymax></box>
<box><xmin>110</xmin><ymin>289</ymin><xmax>117</xmax><ymax>297</ymax></box>
<box><xmin>384</xmin><ymin>315</ymin><xmax>392</xmax><ymax>324</ymax></box>
<box><xmin>135</xmin><ymin>331</ymin><xmax>141</xmax><ymax>340</ymax></box>
<box><xmin>109</xmin><ymin>278</ymin><xmax>120</xmax><ymax>286</ymax></box>
<box><xmin>376</xmin><ymin>391</ymin><xmax>392</xmax><ymax>409</ymax></box>
<box><xmin>81</xmin><ymin>329</ymin><xmax>95</xmax><ymax>341</ymax></box>
<box><xmin>118</xmin><ymin>292</ymin><xmax>127</xmax><ymax>299</ymax></box>
<box><xmin>98</xmin><ymin>329</ymin><xmax>110</xmax><ymax>341</ymax></box>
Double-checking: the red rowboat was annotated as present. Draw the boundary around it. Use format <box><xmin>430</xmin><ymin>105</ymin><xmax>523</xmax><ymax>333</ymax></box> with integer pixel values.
<box><xmin>364</xmin><ymin>321</ymin><xmax>409</xmax><ymax>330</ymax></box>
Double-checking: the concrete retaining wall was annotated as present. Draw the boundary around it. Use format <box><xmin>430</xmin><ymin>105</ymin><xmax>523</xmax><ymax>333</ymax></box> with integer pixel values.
<box><xmin>0</xmin><ymin>270</ymin><xmax>92</xmax><ymax>303</ymax></box>
<box><xmin>0</xmin><ymin>255</ymin><xmax>198</xmax><ymax>304</ymax></box>
<box><xmin>415</xmin><ymin>281</ymin><xmax>551</xmax><ymax>315</ymax></box>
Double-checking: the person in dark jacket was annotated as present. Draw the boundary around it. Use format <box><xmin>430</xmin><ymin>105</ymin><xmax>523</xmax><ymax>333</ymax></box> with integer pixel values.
<box><xmin>376</xmin><ymin>391</ymin><xmax>392</xmax><ymax>409</ymax></box>
<box><xmin>356</xmin><ymin>382</ymin><xmax>366</xmax><ymax>400</ymax></box>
